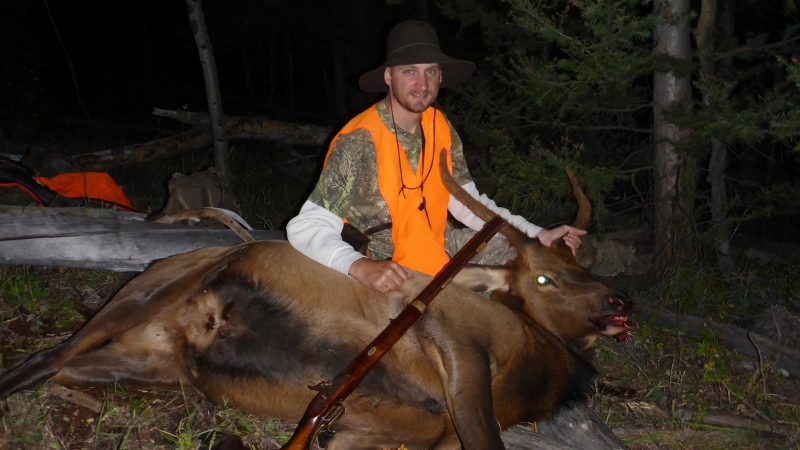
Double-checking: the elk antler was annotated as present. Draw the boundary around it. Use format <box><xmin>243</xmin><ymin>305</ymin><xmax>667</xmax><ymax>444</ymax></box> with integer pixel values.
<box><xmin>439</xmin><ymin>149</ymin><xmax>530</xmax><ymax>249</ymax></box>
<box><xmin>565</xmin><ymin>167</ymin><xmax>592</xmax><ymax>230</ymax></box>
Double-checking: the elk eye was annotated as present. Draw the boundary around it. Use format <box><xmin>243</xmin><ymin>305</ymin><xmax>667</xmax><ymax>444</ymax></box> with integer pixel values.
<box><xmin>536</xmin><ymin>275</ymin><xmax>553</xmax><ymax>286</ymax></box>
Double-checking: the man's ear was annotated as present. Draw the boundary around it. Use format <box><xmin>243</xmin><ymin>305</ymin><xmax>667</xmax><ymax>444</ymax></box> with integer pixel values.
<box><xmin>383</xmin><ymin>67</ymin><xmax>392</xmax><ymax>86</ymax></box>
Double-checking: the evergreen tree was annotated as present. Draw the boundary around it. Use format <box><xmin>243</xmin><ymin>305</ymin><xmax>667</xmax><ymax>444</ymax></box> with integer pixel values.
<box><xmin>440</xmin><ymin>0</ymin><xmax>800</xmax><ymax>274</ymax></box>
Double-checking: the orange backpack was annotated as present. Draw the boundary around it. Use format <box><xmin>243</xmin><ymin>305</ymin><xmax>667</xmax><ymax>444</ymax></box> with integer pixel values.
<box><xmin>0</xmin><ymin>155</ymin><xmax>138</xmax><ymax>212</ymax></box>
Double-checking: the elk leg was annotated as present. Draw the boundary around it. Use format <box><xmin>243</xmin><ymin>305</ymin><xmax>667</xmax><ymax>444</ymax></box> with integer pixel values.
<box><xmin>326</xmin><ymin>397</ymin><xmax>452</xmax><ymax>450</ymax></box>
<box><xmin>53</xmin><ymin>340</ymin><xmax>189</xmax><ymax>390</ymax></box>
<box><xmin>0</xmin><ymin>246</ymin><xmax>244</xmax><ymax>400</ymax></box>
<box><xmin>420</xmin><ymin>337</ymin><xmax>503</xmax><ymax>450</ymax></box>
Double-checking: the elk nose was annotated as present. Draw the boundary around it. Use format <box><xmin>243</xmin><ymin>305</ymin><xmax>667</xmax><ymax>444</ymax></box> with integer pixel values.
<box><xmin>607</xmin><ymin>289</ymin><xmax>633</xmax><ymax>314</ymax></box>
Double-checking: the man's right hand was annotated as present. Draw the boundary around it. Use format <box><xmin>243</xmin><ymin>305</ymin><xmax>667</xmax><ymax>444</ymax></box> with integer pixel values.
<box><xmin>348</xmin><ymin>258</ymin><xmax>413</xmax><ymax>292</ymax></box>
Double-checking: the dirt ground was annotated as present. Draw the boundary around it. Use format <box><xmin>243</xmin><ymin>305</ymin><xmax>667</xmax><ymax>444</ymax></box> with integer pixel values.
<box><xmin>0</xmin><ymin>264</ymin><xmax>798</xmax><ymax>450</ymax></box>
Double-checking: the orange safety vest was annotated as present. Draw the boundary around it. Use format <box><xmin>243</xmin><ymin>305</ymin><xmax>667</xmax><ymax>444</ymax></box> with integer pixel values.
<box><xmin>325</xmin><ymin>104</ymin><xmax>453</xmax><ymax>276</ymax></box>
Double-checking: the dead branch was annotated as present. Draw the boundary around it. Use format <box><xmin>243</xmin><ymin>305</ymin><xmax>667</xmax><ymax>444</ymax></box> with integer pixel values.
<box><xmin>713</xmin><ymin>35</ymin><xmax>800</xmax><ymax>61</ymax></box>
<box><xmin>66</xmin><ymin>109</ymin><xmax>332</xmax><ymax>170</ymax></box>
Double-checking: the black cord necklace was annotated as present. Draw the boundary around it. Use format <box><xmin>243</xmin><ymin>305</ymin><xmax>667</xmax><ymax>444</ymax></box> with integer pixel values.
<box><xmin>388</xmin><ymin>96</ymin><xmax>436</xmax><ymax>228</ymax></box>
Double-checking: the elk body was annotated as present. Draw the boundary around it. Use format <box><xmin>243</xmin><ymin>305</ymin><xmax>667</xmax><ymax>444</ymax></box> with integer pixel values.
<box><xmin>0</xmin><ymin>164</ymin><xmax>631</xmax><ymax>450</ymax></box>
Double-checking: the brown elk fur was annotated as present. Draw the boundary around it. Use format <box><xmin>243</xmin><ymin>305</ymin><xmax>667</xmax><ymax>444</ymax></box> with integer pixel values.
<box><xmin>0</xmin><ymin>164</ymin><xmax>631</xmax><ymax>450</ymax></box>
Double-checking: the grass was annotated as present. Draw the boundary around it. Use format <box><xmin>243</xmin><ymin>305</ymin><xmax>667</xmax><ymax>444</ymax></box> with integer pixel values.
<box><xmin>595</xmin><ymin>261</ymin><xmax>800</xmax><ymax>449</ymax></box>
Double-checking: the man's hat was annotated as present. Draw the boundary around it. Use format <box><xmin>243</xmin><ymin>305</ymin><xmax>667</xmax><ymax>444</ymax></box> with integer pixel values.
<box><xmin>358</xmin><ymin>20</ymin><xmax>475</xmax><ymax>93</ymax></box>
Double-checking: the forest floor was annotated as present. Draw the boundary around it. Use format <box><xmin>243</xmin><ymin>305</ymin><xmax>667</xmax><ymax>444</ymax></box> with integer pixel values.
<box><xmin>0</xmin><ymin>262</ymin><xmax>798</xmax><ymax>449</ymax></box>
<box><xmin>0</xmin><ymin>125</ymin><xmax>798</xmax><ymax>449</ymax></box>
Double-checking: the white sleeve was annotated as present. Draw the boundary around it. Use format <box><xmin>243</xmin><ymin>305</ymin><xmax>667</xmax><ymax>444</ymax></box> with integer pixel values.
<box><xmin>286</xmin><ymin>201</ymin><xmax>366</xmax><ymax>275</ymax></box>
<box><xmin>448</xmin><ymin>181</ymin><xmax>543</xmax><ymax>238</ymax></box>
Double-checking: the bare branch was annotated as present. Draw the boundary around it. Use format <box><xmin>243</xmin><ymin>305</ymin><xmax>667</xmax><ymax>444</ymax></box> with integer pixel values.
<box><xmin>714</xmin><ymin>35</ymin><xmax>800</xmax><ymax>61</ymax></box>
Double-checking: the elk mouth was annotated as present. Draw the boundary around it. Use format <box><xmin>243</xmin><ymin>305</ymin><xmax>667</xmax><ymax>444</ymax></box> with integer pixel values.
<box><xmin>588</xmin><ymin>314</ymin><xmax>632</xmax><ymax>340</ymax></box>
<box><xmin>588</xmin><ymin>290</ymin><xmax>633</xmax><ymax>340</ymax></box>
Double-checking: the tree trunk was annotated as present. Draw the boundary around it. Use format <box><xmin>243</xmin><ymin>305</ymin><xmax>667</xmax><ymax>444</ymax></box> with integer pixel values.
<box><xmin>186</xmin><ymin>0</ymin><xmax>231</xmax><ymax>182</ymax></box>
<box><xmin>695</xmin><ymin>0</ymin><xmax>737</xmax><ymax>275</ymax></box>
<box><xmin>652</xmin><ymin>0</ymin><xmax>693</xmax><ymax>271</ymax></box>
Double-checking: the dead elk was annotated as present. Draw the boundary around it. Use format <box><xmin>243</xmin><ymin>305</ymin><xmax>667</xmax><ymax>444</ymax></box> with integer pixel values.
<box><xmin>0</xmin><ymin>165</ymin><xmax>631</xmax><ymax>450</ymax></box>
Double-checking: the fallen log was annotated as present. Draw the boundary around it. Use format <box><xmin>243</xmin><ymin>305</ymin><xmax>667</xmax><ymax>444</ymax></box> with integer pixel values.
<box><xmin>636</xmin><ymin>300</ymin><xmax>800</xmax><ymax>378</ymax></box>
<box><xmin>537</xmin><ymin>402</ymin><xmax>627</xmax><ymax>449</ymax></box>
<box><xmin>69</xmin><ymin>109</ymin><xmax>332</xmax><ymax>170</ymax></box>
<box><xmin>500</xmin><ymin>426</ymin><xmax>580</xmax><ymax>449</ymax></box>
<box><xmin>0</xmin><ymin>209</ymin><xmax>284</xmax><ymax>272</ymax></box>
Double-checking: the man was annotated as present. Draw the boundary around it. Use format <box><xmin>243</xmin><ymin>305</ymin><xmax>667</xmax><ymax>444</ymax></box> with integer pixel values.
<box><xmin>287</xmin><ymin>20</ymin><xmax>584</xmax><ymax>292</ymax></box>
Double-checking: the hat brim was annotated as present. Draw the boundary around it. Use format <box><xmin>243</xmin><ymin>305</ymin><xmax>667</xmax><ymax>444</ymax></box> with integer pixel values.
<box><xmin>358</xmin><ymin>47</ymin><xmax>475</xmax><ymax>93</ymax></box>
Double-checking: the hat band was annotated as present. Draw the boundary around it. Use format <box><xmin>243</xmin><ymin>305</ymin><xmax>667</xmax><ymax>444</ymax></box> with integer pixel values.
<box><xmin>387</xmin><ymin>42</ymin><xmax>440</xmax><ymax>59</ymax></box>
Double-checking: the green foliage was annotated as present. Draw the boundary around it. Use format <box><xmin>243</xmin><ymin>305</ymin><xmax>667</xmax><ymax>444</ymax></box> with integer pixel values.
<box><xmin>633</xmin><ymin>250</ymin><xmax>800</xmax><ymax>326</ymax></box>
<box><xmin>441</xmin><ymin>0</ymin><xmax>800</xmax><ymax>280</ymax></box>
<box><xmin>0</xmin><ymin>273</ymin><xmax>48</xmax><ymax>313</ymax></box>
<box><xmin>442</xmin><ymin>0</ymin><xmax>662</xmax><ymax>229</ymax></box>
<box><xmin>482</xmin><ymin>131</ymin><xmax>616</xmax><ymax>228</ymax></box>
<box><xmin>693</xmin><ymin>328</ymin><xmax>731</xmax><ymax>384</ymax></box>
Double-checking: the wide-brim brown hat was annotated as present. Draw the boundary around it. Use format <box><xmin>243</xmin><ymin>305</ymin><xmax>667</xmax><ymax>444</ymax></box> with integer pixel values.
<box><xmin>359</xmin><ymin>20</ymin><xmax>475</xmax><ymax>93</ymax></box>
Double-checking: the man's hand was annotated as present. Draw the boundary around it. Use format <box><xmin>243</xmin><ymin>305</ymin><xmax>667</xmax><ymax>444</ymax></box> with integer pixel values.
<box><xmin>536</xmin><ymin>225</ymin><xmax>587</xmax><ymax>256</ymax></box>
<box><xmin>348</xmin><ymin>258</ymin><xmax>413</xmax><ymax>292</ymax></box>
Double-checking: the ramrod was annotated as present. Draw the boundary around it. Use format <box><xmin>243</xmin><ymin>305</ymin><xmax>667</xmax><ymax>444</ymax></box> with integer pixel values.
<box><xmin>0</xmin><ymin>163</ymin><xmax>632</xmax><ymax>450</ymax></box>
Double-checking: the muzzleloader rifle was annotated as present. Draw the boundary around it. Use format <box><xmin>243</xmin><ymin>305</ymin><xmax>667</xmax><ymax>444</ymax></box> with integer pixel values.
<box><xmin>280</xmin><ymin>216</ymin><xmax>507</xmax><ymax>450</ymax></box>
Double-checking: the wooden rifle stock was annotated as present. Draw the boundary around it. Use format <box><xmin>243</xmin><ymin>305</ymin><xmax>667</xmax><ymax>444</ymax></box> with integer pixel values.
<box><xmin>280</xmin><ymin>216</ymin><xmax>507</xmax><ymax>450</ymax></box>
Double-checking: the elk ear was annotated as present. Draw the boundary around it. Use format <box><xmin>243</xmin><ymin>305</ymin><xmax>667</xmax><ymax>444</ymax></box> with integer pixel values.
<box><xmin>574</xmin><ymin>238</ymin><xmax>597</xmax><ymax>269</ymax></box>
<box><xmin>453</xmin><ymin>265</ymin><xmax>511</xmax><ymax>293</ymax></box>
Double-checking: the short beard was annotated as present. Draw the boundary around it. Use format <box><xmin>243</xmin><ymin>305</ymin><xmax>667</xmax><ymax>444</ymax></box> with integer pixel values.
<box><xmin>391</xmin><ymin>89</ymin><xmax>435</xmax><ymax>113</ymax></box>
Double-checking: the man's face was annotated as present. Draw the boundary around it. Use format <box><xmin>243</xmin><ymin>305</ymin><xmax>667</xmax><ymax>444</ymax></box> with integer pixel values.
<box><xmin>384</xmin><ymin>64</ymin><xmax>442</xmax><ymax>114</ymax></box>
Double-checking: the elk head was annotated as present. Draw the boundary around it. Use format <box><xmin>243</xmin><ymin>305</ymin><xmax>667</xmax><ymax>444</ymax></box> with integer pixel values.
<box><xmin>441</xmin><ymin>151</ymin><xmax>632</xmax><ymax>353</ymax></box>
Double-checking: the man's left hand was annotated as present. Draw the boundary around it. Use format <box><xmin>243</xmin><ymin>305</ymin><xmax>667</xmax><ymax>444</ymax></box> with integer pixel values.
<box><xmin>536</xmin><ymin>226</ymin><xmax>587</xmax><ymax>255</ymax></box>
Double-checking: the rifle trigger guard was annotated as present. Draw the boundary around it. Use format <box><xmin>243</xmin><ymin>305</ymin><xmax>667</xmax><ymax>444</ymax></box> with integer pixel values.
<box><xmin>311</xmin><ymin>402</ymin><xmax>346</xmax><ymax>445</ymax></box>
<box><xmin>323</xmin><ymin>403</ymin><xmax>345</xmax><ymax>432</ymax></box>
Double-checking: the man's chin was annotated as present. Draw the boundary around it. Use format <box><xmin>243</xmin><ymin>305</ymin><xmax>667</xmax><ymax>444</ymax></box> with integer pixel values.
<box><xmin>405</xmin><ymin>99</ymin><xmax>432</xmax><ymax>113</ymax></box>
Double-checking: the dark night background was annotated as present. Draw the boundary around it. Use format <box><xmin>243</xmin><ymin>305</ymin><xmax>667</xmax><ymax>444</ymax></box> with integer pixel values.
<box><xmin>1</xmin><ymin>0</ymin><xmax>484</xmax><ymax>127</ymax></box>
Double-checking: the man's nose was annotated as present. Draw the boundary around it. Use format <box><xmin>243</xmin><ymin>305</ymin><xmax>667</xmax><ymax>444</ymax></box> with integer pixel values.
<box><xmin>414</xmin><ymin>73</ymin><xmax>429</xmax><ymax>90</ymax></box>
